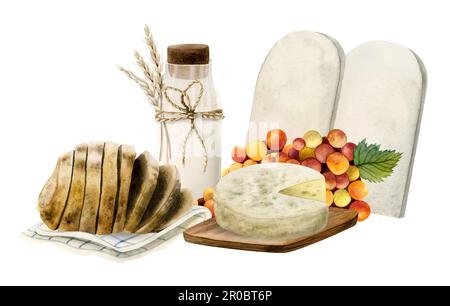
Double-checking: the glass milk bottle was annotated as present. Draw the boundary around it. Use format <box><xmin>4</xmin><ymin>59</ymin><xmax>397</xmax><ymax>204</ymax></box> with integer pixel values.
<box><xmin>158</xmin><ymin>44</ymin><xmax>222</xmax><ymax>198</ymax></box>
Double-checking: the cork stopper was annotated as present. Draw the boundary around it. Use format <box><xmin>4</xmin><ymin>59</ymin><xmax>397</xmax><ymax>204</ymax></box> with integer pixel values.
<box><xmin>167</xmin><ymin>44</ymin><xmax>210</xmax><ymax>65</ymax></box>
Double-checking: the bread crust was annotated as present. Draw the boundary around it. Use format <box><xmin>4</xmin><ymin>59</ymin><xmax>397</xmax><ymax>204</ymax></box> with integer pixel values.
<box><xmin>79</xmin><ymin>142</ymin><xmax>104</xmax><ymax>234</ymax></box>
<box><xmin>154</xmin><ymin>189</ymin><xmax>193</xmax><ymax>232</ymax></box>
<box><xmin>97</xmin><ymin>142</ymin><xmax>119</xmax><ymax>235</ymax></box>
<box><xmin>59</xmin><ymin>144</ymin><xmax>88</xmax><ymax>231</ymax></box>
<box><xmin>112</xmin><ymin>145</ymin><xmax>136</xmax><ymax>233</ymax></box>
<box><xmin>124</xmin><ymin>151</ymin><xmax>159</xmax><ymax>233</ymax></box>
<box><xmin>136</xmin><ymin>165</ymin><xmax>181</xmax><ymax>234</ymax></box>
<box><xmin>38</xmin><ymin>151</ymin><xmax>74</xmax><ymax>230</ymax></box>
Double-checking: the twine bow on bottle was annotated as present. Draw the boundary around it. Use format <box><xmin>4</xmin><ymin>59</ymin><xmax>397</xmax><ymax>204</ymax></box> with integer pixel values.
<box><xmin>155</xmin><ymin>80</ymin><xmax>224</xmax><ymax>172</ymax></box>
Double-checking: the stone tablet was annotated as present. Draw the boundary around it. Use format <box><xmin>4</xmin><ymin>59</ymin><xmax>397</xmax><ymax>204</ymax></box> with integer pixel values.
<box><xmin>248</xmin><ymin>31</ymin><xmax>344</xmax><ymax>141</ymax></box>
<box><xmin>97</xmin><ymin>142</ymin><xmax>119</xmax><ymax>235</ymax></box>
<box><xmin>136</xmin><ymin>164</ymin><xmax>181</xmax><ymax>234</ymax></box>
<box><xmin>38</xmin><ymin>151</ymin><xmax>74</xmax><ymax>230</ymax></box>
<box><xmin>79</xmin><ymin>142</ymin><xmax>104</xmax><ymax>233</ymax></box>
<box><xmin>59</xmin><ymin>144</ymin><xmax>87</xmax><ymax>231</ymax></box>
<box><xmin>125</xmin><ymin>151</ymin><xmax>159</xmax><ymax>233</ymax></box>
<box><xmin>332</xmin><ymin>41</ymin><xmax>426</xmax><ymax>217</ymax></box>
<box><xmin>112</xmin><ymin>145</ymin><xmax>136</xmax><ymax>233</ymax></box>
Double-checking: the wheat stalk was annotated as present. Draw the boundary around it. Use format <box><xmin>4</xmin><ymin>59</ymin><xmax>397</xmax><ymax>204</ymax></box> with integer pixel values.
<box><xmin>118</xmin><ymin>66</ymin><xmax>158</xmax><ymax>107</ymax></box>
<box><xmin>119</xmin><ymin>25</ymin><xmax>164</xmax><ymax>110</ymax></box>
<box><xmin>119</xmin><ymin>25</ymin><xmax>169</xmax><ymax>162</ymax></box>
<box><xmin>144</xmin><ymin>25</ymin><xmax>164</xmax><ymax>100</ymax></box>
<box><xmin>134</xmin><ymin>51</ymin><xmax>156</xmax><ymax>87</ymax></box>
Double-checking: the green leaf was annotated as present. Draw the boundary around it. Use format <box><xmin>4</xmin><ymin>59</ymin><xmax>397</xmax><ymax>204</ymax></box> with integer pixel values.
<box><xmin>354</xmin><ymin>139</ymin><xmax>403</xmax><ymax>183</ymax></box>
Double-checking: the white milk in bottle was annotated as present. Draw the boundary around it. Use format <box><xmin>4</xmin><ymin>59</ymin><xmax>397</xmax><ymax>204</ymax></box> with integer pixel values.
<box><xmin>158</xmin><ymin>44</ymin><xmax>222</xmax><ymax>198</ymax></box>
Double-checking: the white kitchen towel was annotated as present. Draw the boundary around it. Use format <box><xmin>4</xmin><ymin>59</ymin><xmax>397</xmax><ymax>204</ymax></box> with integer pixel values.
<box><xmin>23</xmin><ymin>206</ymin><xmax>211</xmax><ymax>261</ymax></box>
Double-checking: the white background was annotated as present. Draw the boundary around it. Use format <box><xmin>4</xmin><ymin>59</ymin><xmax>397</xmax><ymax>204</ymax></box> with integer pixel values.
<box><xmin>0</xmin><ymin>0</ymin><xmax>449</xmax><ymax>285</ymax></box>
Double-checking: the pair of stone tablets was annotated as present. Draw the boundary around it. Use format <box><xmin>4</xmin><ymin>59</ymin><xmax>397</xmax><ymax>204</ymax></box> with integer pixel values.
<box><xmin>249</xmin><ymin>32</ymin><xmax>426</xmax><ymax>217</ymax></box>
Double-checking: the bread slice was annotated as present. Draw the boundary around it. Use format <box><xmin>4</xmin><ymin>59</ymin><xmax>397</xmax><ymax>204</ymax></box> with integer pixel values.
<box><xmin>136</xmin><ymin>164</ymin><xmax>180</xmax><ymax>234</ymax></box>
<box><xmin>112</xmin><ymin>145</ymin><xmax>136</xmax><ymax>233</ymax></box>
<box><xmin>38</xmin><ymin>151</ymin><xmax>74</xmax><ymax>230</ymax></box>
<box><xmin>97</xmin><ymin>142</ymin><xmax>119</xmax><ymax>235</ymax></box>
<box><xmin>124</xmin><ymin>151</ymin><xmax>159</xmax><ymax>233</ymax></box>
<box><xmin>79</xmin><ymin>142</ymin><xmax>104</xmax><ymax>234</ymax></box>
<box><xmin>59</xmin><ymin>144</ymin><xmax>88</xmax><ymax>231</ymax></box>
<box><xmin>153</xmin><ymin>189</ymin><xmax>194</xmax><ymax>232</ymax></box>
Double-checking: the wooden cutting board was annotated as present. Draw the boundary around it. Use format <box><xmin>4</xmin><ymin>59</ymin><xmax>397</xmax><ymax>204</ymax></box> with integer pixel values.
<box><xmin>184</xmin><ymin>207</ymin><xmax>358</xmax><ymax>253</ymax></box>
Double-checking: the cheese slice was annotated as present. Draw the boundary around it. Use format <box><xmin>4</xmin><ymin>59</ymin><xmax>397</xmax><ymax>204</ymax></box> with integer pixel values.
<box><xmin>214</xmin><ymin>163</ymin><xmax>328</xmax><ymax>239</ymax></box>
<box><xmin>112</xmin><ymin>145</ymin><xmax>136</xmax><ymax>233</ymax></box>
<box><xmin>136</xmin><ymin>164</ymin><xmax>180</xmax><ymax>234</ymax></box>
<box><xmin>97</xmin><ymin>142</ymin><xmax>119</xmax><ymax>235</ymax></box>
<box><xmin>125</xmin><ymin>151</ymin><xmax>159</xmax><ymax>233</ymax></box>
<box><xmin>59</xmin><ymin>144</ymin><xmax>87</xmax><ymax>231</ymax></box>
<box><xmin>279</xmin><ymin>180</ymin><xmax>326</xmax><ymax>202</ymax></box>
<box><xmin>38</xmin><ymin>151</ymin><xmax>74</xmax><ymax>230</ymax></box>
<box><xmin>79</xmin><ymin>142</ymin><xmax>104</xmax><ymax>234</ymax></box>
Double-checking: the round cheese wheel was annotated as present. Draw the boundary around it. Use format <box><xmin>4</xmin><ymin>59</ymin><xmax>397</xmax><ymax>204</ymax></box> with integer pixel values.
<box><xmin>214</xmin><ymin>163</ymin><xmax>328</xmax><ymax>239</ymax></box>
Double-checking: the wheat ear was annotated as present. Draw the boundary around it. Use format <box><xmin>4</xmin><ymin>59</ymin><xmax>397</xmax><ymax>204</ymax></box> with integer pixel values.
<box><xmin>118</xmin><ymin>66</ymin><xmax>158</xmax><ymax>107</ymax></box>
<box><xmin>144</xmin><ymin>25</ymin><xmax>164</xmax><ymax>100</ymax></box>
<box><xmin>134</xmin><ymin>51</ymin><xmax>157</xmax><ymax>88</ymax></box>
